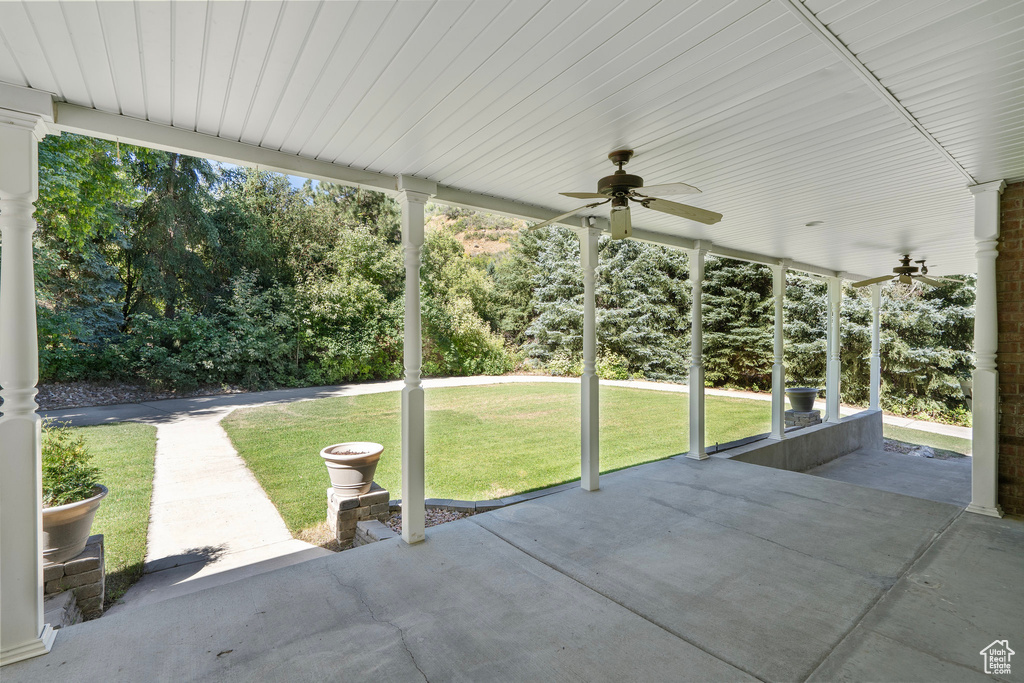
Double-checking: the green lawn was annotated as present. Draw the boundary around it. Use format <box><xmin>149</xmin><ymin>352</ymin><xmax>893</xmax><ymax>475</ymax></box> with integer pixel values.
<box><xmin>883</xmin><ymin>424</ymin><xmax>971</xmax><ymax>457</ymax></box>
<box><xmin>223</xmin><ymin>382</ymin><xmax>771</xmax><ymax>533</ymax></box>
<box><xmin>78</xmin><ymin>423</ymin><xmax>158</xmax><ymax>605</ymax></box>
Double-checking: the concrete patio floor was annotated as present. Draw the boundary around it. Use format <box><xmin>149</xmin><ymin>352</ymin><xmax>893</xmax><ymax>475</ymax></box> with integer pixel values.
<box><xmin>807</xmin><ymin>448</ymin><xmax>972</xmax><ymax>507</ymax></box>
<box><xmin>7</xmin><ymin>457</ymin><xmax>1020</xmax><ymax>682</ymax></box>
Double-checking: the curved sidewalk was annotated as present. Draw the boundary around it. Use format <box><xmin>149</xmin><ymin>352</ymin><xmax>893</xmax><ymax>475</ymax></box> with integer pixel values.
<box><xmin>48</xmin><ymin>375</ymin><xmax>967</xmax><ymax>612</ymax></box>
<box><xmin>44</xmin><ymin>374</ymin><xmax>971</xmax><ymax>440</ymax></box>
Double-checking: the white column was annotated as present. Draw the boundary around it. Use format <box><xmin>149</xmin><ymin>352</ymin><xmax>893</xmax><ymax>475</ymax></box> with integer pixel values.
<box><xmin>0</xmin><ymin>109</ymin><xmax>55</xmax><ymax>665</ymax></box>
<box><xmin>825</xmin><ymin>276</ymin><xmax>842</xmax><ymax>423</ymax></box>
<box><xmin>686</xmin><ymin>243</ymin><xmax>709</xmax><ymax>459</ymax></box>
<box><xmin>397</xmin><ymin>176</ymin><xmax>434</xmax><ymax>544</ymax></box>
<box><xmin>579</xmin><ymin>223</ymin><xmax>600</xmax><ymax>490</ymax></box>
<box><xmin>968</xmin><ymin>179</ymin><xmax>1006</xmax><ymax>518</ymax></box>
<box><xmin>869</xmin><ymin>284</ymin><xmax>882</xmax><ymax>411</ymax></box>
<box><xmin>770</xmin><ymin>263</ymin><xmax>787</xmax><ymax>439</ymax></box>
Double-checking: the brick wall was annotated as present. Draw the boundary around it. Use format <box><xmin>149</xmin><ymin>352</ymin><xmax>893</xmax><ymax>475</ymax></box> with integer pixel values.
<box><xmin>998</xmin><ymin>180</ymin><xmax>1024</xmax><ymax>515</ymax></box>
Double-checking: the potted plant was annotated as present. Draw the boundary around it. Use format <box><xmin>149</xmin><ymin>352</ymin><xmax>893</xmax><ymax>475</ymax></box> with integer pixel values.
<box><xmin>785</xmin><ymin>387</ymin><xmax>820</xmax><ymax>412</ymax></box>
<box><xmin>320</xmin><ymin>442</ymin><xmax>383</xmax><ymax>498</ymax></box>
<box><xmin>42</xmin><ymin>421</ymin><xmax>107</xmax><ymax>564</ymax></box>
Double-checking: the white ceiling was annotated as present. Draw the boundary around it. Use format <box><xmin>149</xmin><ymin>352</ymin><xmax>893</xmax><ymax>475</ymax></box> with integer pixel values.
<box><xmin>1</xmin><ymin>0</ymin><xmax>1021</xmax><ymax>276</ymax></box>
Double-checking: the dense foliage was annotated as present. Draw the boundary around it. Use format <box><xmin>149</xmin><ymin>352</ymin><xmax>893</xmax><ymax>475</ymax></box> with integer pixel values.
<box><xmin>26</xmin><ymin>134</ymin><xmax>974</xmax><ymax>423</ymax></box>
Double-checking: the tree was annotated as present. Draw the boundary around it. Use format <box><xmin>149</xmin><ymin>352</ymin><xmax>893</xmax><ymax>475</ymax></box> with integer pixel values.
<box><xmin>701</xmin><ymin>258</ymin><xmax>774</xmax><ymax>388</ymax></box>
<box><xmin>34</xmin><ymin>133</ymin><xmax>135</xmax><ymax>379</ymax></box>
<box><xmin>115</xmin><ymin>150</ymin><xmax>220</xmax><ymax>319</ymax></box>
<box><xmin>597</xmin><ymin>238</ymin><xmax>690</xmax><ymax>379</ymax></box>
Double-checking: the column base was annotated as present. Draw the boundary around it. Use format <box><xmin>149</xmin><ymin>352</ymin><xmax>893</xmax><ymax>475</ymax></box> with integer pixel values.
<box><xmin>685</xmin><ymin>451</ymin><xmax>709</xmax><ymax>461</ymax></box>
<box><xmin>1</xmin><ymin>624</ymin><xmax>55</xmax><ymax>667</ymax></box>
<box><xmin>966</xmin><ymin>502</ymin><xmax>1004</xmax><ymax>518</ymax></box>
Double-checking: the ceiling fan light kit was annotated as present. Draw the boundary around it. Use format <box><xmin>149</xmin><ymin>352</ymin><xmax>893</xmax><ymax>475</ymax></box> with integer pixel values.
<box><xmin>528</xmin><ymin>149</ymin><xmax>723</xmax><ymax>237</ymax></box>
<box><xmin>610</xmin><ymin>201</ymin><xmax>632</xmax><ymax>239</ymax></box>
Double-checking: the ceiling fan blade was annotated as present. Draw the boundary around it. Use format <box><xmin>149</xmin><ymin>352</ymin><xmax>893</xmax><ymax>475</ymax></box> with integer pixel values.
<box><xmin>899</xmin><ymin>274</ymin><xmax>913</xmax><ymax>285</ymax></box>
<box><xmin>637</xmin><ymin>182</ymin><xmax>701</xmax><ymax>197</ymax></box>
<box><xmin>560</xmin><ymin>192</ymin><xmax>608</xmax><ymax>199</ymax></box>
<box><xmin>639</xmin><ymin>197</ymin><xmax>722</xmax><ymax>225</ymax></box>
<box><xmin>917</xmin><ymin>276</ymin><xmax>944</xmax><ymax>287</ymax></box>
<box><xmin>932</xmin><ymin>276</ymin><xmax>965</xmax><ymax>283</ymax></box>
<box><xmin>527</xmin><ymin>201</ymin><xmax>608</xmax><ymax>232</ymax></box>
<box><xmin>851</xmin><ymin>275</ymin><xmax>893</xmax><ymax>288</ymax></box>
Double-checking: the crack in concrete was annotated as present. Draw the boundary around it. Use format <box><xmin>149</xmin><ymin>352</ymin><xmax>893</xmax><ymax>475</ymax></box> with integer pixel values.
<box><xmin>324</xmin><ymin>564</ymin><xmax>429</xmax><ymax>682</ymax></box>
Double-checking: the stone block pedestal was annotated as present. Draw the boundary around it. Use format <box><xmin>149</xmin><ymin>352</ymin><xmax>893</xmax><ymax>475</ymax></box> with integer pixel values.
<box><xmin>785</xmin><ymin>409</ymin><xmax>822</xmax><ymax>428</ymax></box>
<box><xmin>327</xmin><ymin>483</ymin><xmax>391</xmax><ymax>549</ymax></box>
<box><xmin>43</xmin><ymin>534</ymin><xmax>105</xmax><ymax>620</ymax></box>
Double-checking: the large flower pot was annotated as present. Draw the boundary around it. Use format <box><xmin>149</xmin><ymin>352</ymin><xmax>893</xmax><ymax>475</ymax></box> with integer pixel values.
<box><xmin>42</xmin><ymin>485</ymin><xmax>108</xmax><ymax>564</ymax></box>
<box><xmin>320</xmin><ymin>442</ymin><xmax>383</xmax><ymax>499</ymax></box>
<box><xmin>785</xmin><ymin>387</ymin><xmax>820</xmax><ymax>412</ymax></box>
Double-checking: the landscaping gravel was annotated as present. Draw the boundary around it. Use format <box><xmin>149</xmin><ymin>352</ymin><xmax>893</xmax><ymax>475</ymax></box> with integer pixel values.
<box><xmin>34</xmin><ymin>381</ymin><xmax>246</xmax><ymax>411</ymax></box>
<box><xmin>386</xmin><ymin>508</ymin><xmax>471</xmax><ymax>534</ymax></box>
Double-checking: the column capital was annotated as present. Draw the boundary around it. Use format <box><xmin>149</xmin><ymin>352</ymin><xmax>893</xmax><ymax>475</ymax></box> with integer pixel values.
<box><xmin>689</xmin><ymin>239</ymin><xmax>712</xmax><ymax>254</ymax></box>
<box><xmin>968</xmin><ymin>179</ymin><xmax>1006</xmax><ymax>196</ymax></box>
<box><xmin>575</xmin><ymin>216</ymin><xmax>603</xmax><ymax>238</ymax></box>
<box><xmin>396</xmin><ymin>174</ymin><xmax>436</xmax><ymax>203</ymax></box>
<box><xmin>0</xmin><ymin>82</ymin><xmax>55</xmax><ymax>141</ymax></box>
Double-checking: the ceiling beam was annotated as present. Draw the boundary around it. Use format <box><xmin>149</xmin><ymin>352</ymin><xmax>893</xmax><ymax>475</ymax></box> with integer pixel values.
<box><xmin>53</xmin><ymin>102</ymin><xmax>859</xmax><ymax>279</ymax></box>
<box><xmin>775</xmin><ymin>0</ymin><xmax>975</xmax><ymax>185</ymax></box>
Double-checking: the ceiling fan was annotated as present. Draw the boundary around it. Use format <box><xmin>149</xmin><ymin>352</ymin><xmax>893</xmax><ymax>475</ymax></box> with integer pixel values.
<box><xmin>852</xmin><ymin>255</ymin><xmax>962</xmax><ymax>288</ymax></box>
<box><xmin>527</xmin><ymin>150</ymin><xmax>723</xmax><ymax>239</ymax></box>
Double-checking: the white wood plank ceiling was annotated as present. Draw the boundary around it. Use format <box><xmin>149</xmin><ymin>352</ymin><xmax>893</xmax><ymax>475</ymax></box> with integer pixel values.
<box><xmin>1</xmin><ymin>0</ymin><xmax>1021</xmax><ymax>276</ymax></box>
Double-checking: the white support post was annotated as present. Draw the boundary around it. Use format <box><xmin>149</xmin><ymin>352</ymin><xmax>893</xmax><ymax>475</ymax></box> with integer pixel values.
<box><xmin>0</xmin><ymin>106</ymin><xmax>54</xmax><ymax>666</ymax></box>
<box><xmin>770</xmin><ymin>263</ymin><xmax>787</xmax><ymax>439</ymax></box>
<box><xmin>579</xmin><ymin>221</ymin><xmax>600</xmax><ymax>490</ymax></box>
<box><xmin>869</xmin><ymin>284</ymin><xmax>882</xmax><ymax>411</ymax></box>
<box><xmin>686</xmin><ymin>244</ymin><xmax>709</xmax><ymax>460</ymax></box>
<box><xmin>397</xmin><ymin>176</ymin><xmax>434</xmax><ymax>544</ymax></box>
<box><xmin>968</xmin><ymin>179</ymin><xmax>1006</xmax><ymax>518</ymax></box>
<box><xmin>825</xmin><ymin>276</ymin><xmax>842</xmax><ymax>423</ymax></box>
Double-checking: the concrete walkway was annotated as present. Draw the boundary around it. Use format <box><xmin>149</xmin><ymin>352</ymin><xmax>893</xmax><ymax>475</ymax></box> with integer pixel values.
<box><xmin>105</xmin><ymin>408</ymin><xmax>332</xmax><ymax>614</ymax></box>
<box><xmin>44</xmin><ymin>374</ymin><xmax>970</xmax><ymax>441</ymax></box>
<box><xmin>7</xmin><ymin>456</ymin><xmax>1021</xmax><ymax>682</ymax></box>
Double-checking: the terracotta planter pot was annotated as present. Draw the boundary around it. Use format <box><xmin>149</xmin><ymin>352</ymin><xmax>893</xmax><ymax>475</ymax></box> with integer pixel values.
<box><xmin>785</xmin><ymin>387</ymin><xmax>820</xmax><ymax>412</ymax></box>
<box><xmin>42</xmin><ymin>484</ymin><xmax>108</xmax><ymax>564</ymax></box>
<box><xmin>320</xmin><ymin>442</ymin><xmax>383</xmax><ymax>499</ymax></box>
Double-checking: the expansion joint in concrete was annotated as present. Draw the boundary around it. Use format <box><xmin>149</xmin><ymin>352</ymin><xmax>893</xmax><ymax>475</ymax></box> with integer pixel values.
<box><xmin>469</xmin><ymin>520</ymin><xmax>767</xmax><ymax>683</ymax></box>
<box><xmin>801</xmin><ymin>509</ymin><xmax>964</xmax><ymax>681</ymax></box>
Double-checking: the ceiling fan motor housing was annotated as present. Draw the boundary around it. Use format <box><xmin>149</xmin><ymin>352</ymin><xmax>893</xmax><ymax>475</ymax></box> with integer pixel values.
<box><xmin>598</xmin><ymin>171</ymin><xmax>644</xmax><ymax>196</ymax></box>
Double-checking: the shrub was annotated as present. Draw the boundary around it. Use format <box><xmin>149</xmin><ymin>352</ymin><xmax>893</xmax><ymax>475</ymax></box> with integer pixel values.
<box><xmin>42</xmin><ymin>421</ymin><xmax>101</xmax><ymax>507</ymax></box>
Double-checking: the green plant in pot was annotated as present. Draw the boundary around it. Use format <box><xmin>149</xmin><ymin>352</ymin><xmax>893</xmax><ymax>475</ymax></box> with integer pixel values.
<box><xmin>42</xmin><ymin>421</ymin><xmax>107</xmax><ymax>564</ymax></box>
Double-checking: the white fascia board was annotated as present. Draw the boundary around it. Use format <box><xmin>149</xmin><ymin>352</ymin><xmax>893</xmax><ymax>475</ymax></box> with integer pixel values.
<box><xmin>54</xmin><ymin>102</ymin><xmax>860</xmax><ymax>280</ymax></box>
<box><xmin>54</xmin><ymin>103</ymin><xmax>397</xmax><ymax>193</ymax></box>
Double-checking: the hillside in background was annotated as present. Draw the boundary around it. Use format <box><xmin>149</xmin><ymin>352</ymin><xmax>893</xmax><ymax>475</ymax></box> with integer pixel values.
<box><xmin>425</xmin><ymin>204</ymin><xmax>525</xmax><ymax>257</ymax></box>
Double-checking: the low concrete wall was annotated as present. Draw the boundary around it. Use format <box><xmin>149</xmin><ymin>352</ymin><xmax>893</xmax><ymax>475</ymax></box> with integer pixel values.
<box><xmin>718</xmin><ymin>410</ymin><xmax>883</xmax><ymax>472</ymax></box>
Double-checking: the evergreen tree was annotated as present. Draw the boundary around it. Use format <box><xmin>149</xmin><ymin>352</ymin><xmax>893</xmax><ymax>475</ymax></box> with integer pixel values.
<box><xmin>701</xmin><ymin>258</ymin><xmax>774</xmax><ymax>388</ymax></box>
<box><xmin>598</xmin><ymin>238</ymin><xmax>689</xmax><ymax>379</ymax></box>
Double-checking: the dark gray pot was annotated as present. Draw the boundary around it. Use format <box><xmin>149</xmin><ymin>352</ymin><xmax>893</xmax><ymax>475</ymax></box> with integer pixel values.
<box><xmin>785</xmin><ymin>387</ymin><xmax>819</xmax><ymax>412</ymax></box>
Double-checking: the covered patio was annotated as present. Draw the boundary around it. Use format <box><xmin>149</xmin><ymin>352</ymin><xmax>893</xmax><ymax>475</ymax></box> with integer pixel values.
<box><xmin>2</xmin><ymin>0</ymin><xmax>1023</xmax><ymax>678</ymax></box>
<box><xmin>6</xmin><ymin>455</ymin><xmax>1020</xmax><ymax>681</ymax></box>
